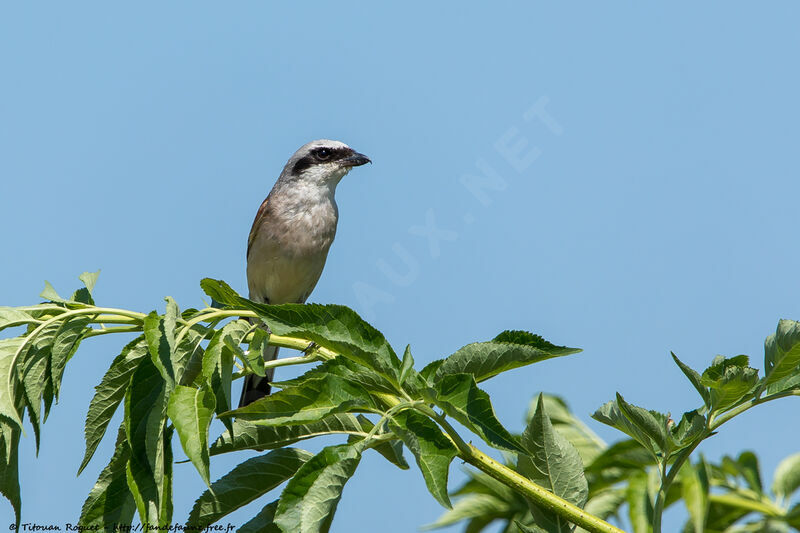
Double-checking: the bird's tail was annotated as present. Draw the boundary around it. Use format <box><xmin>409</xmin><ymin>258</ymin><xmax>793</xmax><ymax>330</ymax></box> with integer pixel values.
<box><xmin>238</xmin><ymin>344</ymin><xmax>278</xmax><ymax>407</ymax></box>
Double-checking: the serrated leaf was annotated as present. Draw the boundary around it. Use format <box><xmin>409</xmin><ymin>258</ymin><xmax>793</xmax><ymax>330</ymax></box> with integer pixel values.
<box><xmin>40</xmin><ymin>280</ymin><xmax>68</xmax><ymax>303</ymax></box>
<box><xmin>124</xmin><ymin>357</ymin><xmax>168</xmax><ymax>522</ymax></box>
<box><xmin>167</xmin><ymin>385</ymin><xmax>215</xmax><ymax>487</ymax></box>
<box><xmin>79</xmin><ymin>270</ymin><xmax>100</xmax><ymax>295</ymax></box>
<box><xmin>671</xmin><ymin>352</ymin><xmax>711</xmax><ymax>408</ymax></box>
<box><xmin>429</xmin><ymin>331</ymin><xmax>579</xmax><ymax>384</ymax></box>
<box><xmin>518</xmin><ymin>394</ymin><xmax>588</xmax><ymax>532</ymax></box>
<box><xmin>79</xmin><ymin>335</ymin><xmax>147</xmax><ymax>475</ymax></box>
<box><xmin>50</xmin><ymin>317</ymin><xmax>91</xmax><ymax>400</ymax></box>
<box><xmin>389</xmin><ymin>409</ymin><xmax>459</xmax><ymax>508</ymax></box>
<box><xmin>273</xmin><ymin>356</ymin><xmax>397</xmax><ymax>395</ymax></box>
<box><xmin>239</xmin><ymin>500</ymin><xmax>281</xmax><ymax>533</ymax></box>
<box><xmin>680</xmin><ymin>457</ymin><xmax>709</xmax><ymax>533</ymax></box>
<box><xmin>0</xmin><ymin>338</ymin><xmax>24</xmax><ymax>429</ymax></box>
<box><xmin>0</xmin><ymin>307</ymin><xmax>34</xmax><ymax>333</ymax></box>
<box><xmin>160</xmin><ymin>425</ymin><xmax>174</xmax><ymax>526</ymax></box>
<box><xmin>347</xmin><ymin>414</ymin><xmax>409</xmax><ymax>470</ymax></box>
<box><xmin>527</xmin><ymin>394</ymin><xmax>606</xmax><ymax>467</ymax></box>
<box><xmin>202</xmin><ymin>319</ymin><xmax>251</xmax><ymax>432</ymax></box>
<box><xmin>225</xmin><ymin>374</ymin><xmax>376</xmax><ymax>426</ymax></box>
<box><xmin>243</xmin><ymin>328</ymin><xmax>268</xmax><ymax>377</ymax></box>
<box><xmin>79</xmin><ymin>425</ymin><xmax>136</xmax><ymax>528</ymax></box>
<box><xmin>615</xmin><ymin>393</ymin><xmax>669</xmax><ymax>454</ymax></box>
<box><xmin>432</xmin><ymin>373</ymin><xmax>524</xmax><ymax>453</ymax></box>
<box><xmin>200</xmin><ymin>278</ymin><xmax>401</xmax><ymax>385</ymax></box>
<box><xmin>187</xmin><ymin>448</ymin><xmax>312</xmax><ymax>526</ymax></box>
<box><xmin>210</xmin><ymin>414</ymin><xmax>365</xmax><ymax>455</ymax></box>
<box><xmin>273</xmin><ymin>444</ymin><xmax>362</xmax><ymax>533</ymax></box>
<box><xmin>670</xmin><ymin>410</ymin><xmax>707</xmax><ymax>450</ymax></box>
<box><xmin>423</xmin><ymin>493</ymin><xmax>511</xmax><ymax>530</ymax></box>
<box><xmin>0</xmin><ymin>416</ymin><xmax>21</xmax><ymax>527</ymax></box>
<box><xmin>701</xmin><ymin>356</ymin><xmax>759</xmax><ymax>412</ymax></box>
<box><xmin>764</xmin><ymin>319</ymin><xmax>800</xmax><ymax>391</ymax></box>
<box><xmin>773</xmin><ymin>452</ymin><xmax>800</xmax><ymax>499</ymax></box>
<box><xmin>143</xmin><ymin>298</ymin><xmax>180</xmax><ymax>389</ymax></box>
<box><xmin>592</xmin><ymin>399</ymin><xmax>666</xmax><ymax>459</ymax></box>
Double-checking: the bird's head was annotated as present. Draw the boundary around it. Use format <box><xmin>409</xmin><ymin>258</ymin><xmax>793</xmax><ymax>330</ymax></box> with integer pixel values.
<box><xmin>280</xmin><ymin>139</ymin><xmax>370</xmax><ymax>188</ymax></box>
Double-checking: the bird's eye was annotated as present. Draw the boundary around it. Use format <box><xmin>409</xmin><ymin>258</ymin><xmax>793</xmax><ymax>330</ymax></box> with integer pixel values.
<box><xmin>316</xmin><ymin>148</ymin><xmax>332</xmax><ymax>161</ymax></box>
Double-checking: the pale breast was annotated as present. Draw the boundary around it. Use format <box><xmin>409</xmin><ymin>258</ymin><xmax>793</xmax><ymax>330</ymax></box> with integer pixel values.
<box><xmin>246</xmin><ymin>193</ymin><xmax>338</xmax><ymax>304</ymax></box>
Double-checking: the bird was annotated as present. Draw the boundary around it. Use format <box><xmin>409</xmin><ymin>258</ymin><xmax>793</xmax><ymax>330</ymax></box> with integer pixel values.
<box><xmin>238</xmin><ymin>139</ymin><xmax>371</xmax><ymax>407</ymax></box>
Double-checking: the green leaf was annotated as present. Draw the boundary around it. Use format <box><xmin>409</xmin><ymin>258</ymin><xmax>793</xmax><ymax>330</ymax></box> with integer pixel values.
<box><xmin>79</xmin><ymin>335</ymin><xmax>148</xmax><ymax>475</ymax></box>
<box><xmin>0</xmin><ymin>307</ymin><xmax>34</xmax><ymax>333</ymax></box>
<box><xmin>160</xmin><ymin>425</ymin><xmax>174</xmax><ymax>526</ymax></box>
<box><xmin>143</xmin><ymin>298</ymin><xmax>180</xmax><ymax>389</ymax></box>
<box><xmin>772</xmin><ymin>452</ymin><xmax>800</xmax><ymax>499</ymax></box>
<box><xmin>671</xmin><ymin>352</ymin><xmax>711</xmax><ymax>408</ymax></box>
<box><xmin>626</xmin><ymin>471</ymin><xmax>653</xmax><ymax>533</ymax></box>
<box><xmin>347</xmin><ymin>415</ymin><xmax>409</xmax><ymax>470</ymax></box>
<box><xmin>79</xmin><ymin>426</ymin><xmax>136</xmax><ymax>528</ymax></box>
<box><xmin>584</xmin><ymin>439</ymin><xmax>654</xmax><ymax>490</ymax></box>
<box><xmin>764</xmin><ymin>319</ymin><xmax>800</xmax><ymax>392</ymax></box>
<box><xmin>211</xmin><ymin>414</ymin><xmax>365</xmax><ymax>456</ymax></box>
<box><xmin>124</xmin><ymin>357</ymin><xmax>168</xmax><ymax>522</ymax></box>
<box><xmin>202</xmin><ymin>319</ymin><xmax>251</xmax><ymax>432</ymax></box>
<box><xmin>701</xmin><ymin>355</ymin><xmax>759</xmax><ymax>412</ymax></box>
<box><xmin>432</xmin><ymin>373</ymin><xmax>525</xmax><ymax>453</ymax></box>
<box><xmin>225</xmin><ymin>374</ymin><xmax>377</xmax><ymax>426</ymax></box>
<box><xmin>187</xmin><ymin>448</ymin><xmax>312</xmax><ymax>527</ymax></box>
<box><xmin>40</xmin><ymin>280</ymin><xmax>68</xmax><ymax>303</ymax></box>
<box><xmin>0</xmin><ymin>416</ymin><xmax>21</xmax><ymax>527</ymax></box>
<box><xmin>399</xmin><ymin>344</ymin><xmax>415</xmax><ymax>384</ymax></box>
<box><xmin>680</xmin><ymin>457</ymin><xmax>709</xmax><ymax>533</ymax></box>
<box><xmin>71</xmin><ymin>270</ymin><xmax>101</xmax><ymax>305</ymax></box>
<box><xmin>719</xmin><ymin>451</ymin><xmax>763</xmax><ymax>494</ymax></box>
<box><xmin>592</xmin><ymin>398</ymin><xmax>669</xmax><ymax>458</ymax></box>
<box><xmin>615</xmin><ymin>393</ymin><xmax>669</xmax><ymax>454</ymax></box>
<box><xmin>273</xmin><ymin>444</ymin><xmax>362</xmax><ymax>533</ymax></box>
<box><xmin>527</xmin><ymin>393</ymin><xmax>607</xmax><ymax>467</ymax></box>
<box><xmin>518</xmin><ymin>394</ymin><xmax>588</xmax><ymax>532</ymax></box>
<box><xmin>79</xmin><ymin>270</ymin><xmax>101</xmax><ymax>295</ymax></box>
<box><xmin>388</xmin><ymin>409</ymin><xmax>459</xmax><ymax>508</ymax></box>
<box><xmin>239</xmin><ymin>500</ymin><xmax>281</xmax><ymax>533</ymax></box>
<box><xmin>580</xmin><ymin>488</ymin><xmax>626</xmax><ymax>525</ymax></box>
<box><xmin>273</xmin><ymin>356</ymin><xmax>397</xmax><ymax>395</ymax></box>
<box><xmin>50</xmin><ymin>317</ymin><xmax>91</xmax><ymax>400</ymax></box>
<box><xmin>200</xmin><ymin>278</ymin><xmax>401</xmax><ymax>384</ymax></box>
<box><xmin>423</xmin><ymin>493</ymin><xmax>511</xmax><ymax>530</ymax></box>
<box><xmin>167</xmin><ymin>385</ymin><xmax>216</xmax><ymax>487</ymax></box>
<box><xmin>0</xmin><ymin>338</ymin><xmax>27</xmax><ymax>429</ymax></box>
<box><xmin>428</xmin><ymin>331</ymin><xmax>580</xmax><ymax>383</ymax></box>
<box><xmin>670</xmin><ymin>410</ymin><xmax>707</xmax><ymax>450</ymax></box>
<box><xmin>243</xmin><ymin>328</ymin><xmax>269</xmax><ymax>377</ymax></box>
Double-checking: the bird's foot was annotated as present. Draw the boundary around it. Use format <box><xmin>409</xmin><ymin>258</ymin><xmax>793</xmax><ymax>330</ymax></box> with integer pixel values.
<box><xmin>302</xmin><ymin>341</ymin><xmax>318</xmax><ymax>356</ymax></box>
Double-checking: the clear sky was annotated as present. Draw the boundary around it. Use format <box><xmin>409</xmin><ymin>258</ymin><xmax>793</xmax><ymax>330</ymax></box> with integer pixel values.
<box><xmin>2</xmin><ymin>3</ymin><xmax>799</xmax><ymax>531</ymax></box>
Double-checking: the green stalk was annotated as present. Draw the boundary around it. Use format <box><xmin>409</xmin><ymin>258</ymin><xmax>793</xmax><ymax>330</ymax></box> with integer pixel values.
<box><xmin>417</xmin><ymin>407</ymin><xmax>624</xmax><ymax>533</ymax></box>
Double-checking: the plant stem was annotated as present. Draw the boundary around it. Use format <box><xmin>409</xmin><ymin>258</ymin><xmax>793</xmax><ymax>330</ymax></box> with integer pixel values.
<box><xmin>651</xmin><ymin>389</ymin><xmax>800</xmax><ymax>531</ymax></box>
<box><xmin>418</xmin><ymin>407</ymin><xmax>623</xmax><ymax>533</ymax></box>
<box><xmin>464</xmin><ymin>445</ymin><xmax>624</xmax><ymax>533</ymax></box>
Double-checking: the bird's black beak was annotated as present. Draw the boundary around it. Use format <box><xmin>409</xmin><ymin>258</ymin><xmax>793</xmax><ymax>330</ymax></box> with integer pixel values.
<box><xmin>341</xmin><ymin>151</ymin><xmax>371</xmax><ymax>167</ymax></box>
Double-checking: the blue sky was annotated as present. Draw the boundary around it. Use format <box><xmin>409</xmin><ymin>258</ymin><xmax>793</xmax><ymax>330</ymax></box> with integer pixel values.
<box><xmin>2</xmin><ymin>3</ymin><xmax>799</xmax><ymax>531</ymax></box>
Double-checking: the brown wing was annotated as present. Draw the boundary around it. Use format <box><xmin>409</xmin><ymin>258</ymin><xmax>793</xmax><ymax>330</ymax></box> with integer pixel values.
<box><xmin>247</xmin><ymin>195</ymin><xmax>272</xmax><ymax>259</ymax></box>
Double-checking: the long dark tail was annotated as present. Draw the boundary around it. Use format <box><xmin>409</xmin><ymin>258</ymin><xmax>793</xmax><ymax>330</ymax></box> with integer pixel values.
<box><xmin>238</xmin><ymin>344</ymin><xmax>278</xmax><ymax>407</ymax></box>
